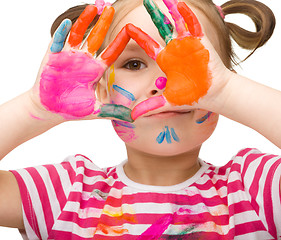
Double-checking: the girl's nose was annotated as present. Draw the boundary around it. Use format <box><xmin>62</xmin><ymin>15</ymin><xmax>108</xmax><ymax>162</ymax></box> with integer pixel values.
<box><xmin>148</xmin><ymin>76</ymin><xmax>167</xmax><ymax>97</ymax></box>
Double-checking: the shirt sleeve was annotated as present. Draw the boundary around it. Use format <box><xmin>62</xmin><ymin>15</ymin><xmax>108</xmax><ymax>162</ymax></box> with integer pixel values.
<box><xmin>10</xmin><ymin>155</ymin><xmax>94</xmax><ymax>240</ymax></box>
<box><xmin>235</xmin><ymin>148</ymin><xmax>281</xmax><ymax>239</ymax></box>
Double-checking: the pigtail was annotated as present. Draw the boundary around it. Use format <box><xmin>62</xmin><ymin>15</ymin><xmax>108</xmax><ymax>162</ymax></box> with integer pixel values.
<box><xmin>221</xmin><ymin>0</ymin><xmax>275</xmax><ymax>60</ymax></box>
<box><xmin>50</xmin><ymin>4</ymin><xmax>99</xmax><ymax>38</ymax></box>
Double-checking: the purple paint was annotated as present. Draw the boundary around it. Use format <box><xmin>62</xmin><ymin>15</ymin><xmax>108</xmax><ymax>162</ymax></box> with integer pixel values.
<box><xmin>40</xmin><ymin>51</ymin><xmax>104</xmax><ymax>119</ymax></box>
<box><xmin>155</xmin><ymin>77</ymin><xmax>167</xmax><ymax>90</ymax></box>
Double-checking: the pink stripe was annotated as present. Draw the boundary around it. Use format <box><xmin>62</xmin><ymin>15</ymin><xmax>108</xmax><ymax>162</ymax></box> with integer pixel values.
<box><xmin>241</xmin><ymin>153</ymin><xmax>265</xmax><ymax>179</ymax></box>
<box><xmin>263</xmin><ymin>159</ymin><xmax>281</xmax><ymax>238</ymax></box>
<box><xmin>44</xmin><ymin>164</ymin><xmax>67</xmax><ymax>210</ymax></box>
<box><xmin>10</xmin><ymin>170</ymin><xmax>42</xmax><ymax>239</ymax></box>
<box><xmin>228</xmin><ymin>201</ymin><xmax>254</xmax><ymax>215</ymax></box>
<box><xmin>236</xmin><ymin>148</ymin><xmax>256</xmax><ymax>157</ymax></box>
<box><xmin>234</xmin><ymin>220</ymin><xmax>266</xmax><ymax>236</ymax></box>
<box><xmin>26</xmin><ymin>167</ymin><xmax>54</xmax><ymax>234</ymax></box>
<box><xmin>248</xmin><ymin>155</ymin><xmax>271</xmax><ymax>213</ymax></box>
<box><xmin>227</xmin><ymin>180</ymin><xmax>244</xmax><ymax>194</ymax></box>
<box><xmin>61</xmin><ymin>161</ymin><xmax>77</xmax><ymax>185</ymax></box>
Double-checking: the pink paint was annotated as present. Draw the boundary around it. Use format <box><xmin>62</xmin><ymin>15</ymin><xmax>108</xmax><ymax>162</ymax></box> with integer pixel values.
<box><xmin>155</xmin><ymin>77</ymin><xmax>167</xmax><ymax>90</ymax></box>
<box><xmin>112</xmin><ymin>120</ymin><xmax>137</xmax><ymax>143</ymax></box>
<box><xmin>95</xmin><ymin>0</ymin><xmax>112</xmax><ymax>15</ymax></box>
<box><xmin>29</xmin><ymin>113</ymin><xmax>43</xmax><ymax>121</ymax></box>
<box><xmin>137</xmin><ymin>214</ymin><xmax>173</xmax><ymax>239</ymax></box>
<box><xmin>40</xmin><ymin>51</ymin><xmax>104</xmax><ymax>119</ymax></box>
<box><xmin>131</xmin><ymin>95</ymin><xmax>166</xmax><ymax>120</ymax></box>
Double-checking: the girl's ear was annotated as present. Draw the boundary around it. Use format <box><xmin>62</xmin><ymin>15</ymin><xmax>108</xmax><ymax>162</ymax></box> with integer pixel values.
<box><xmin>96</xmin><ymin>76</ymin><xmax>110</xmax><ymax>104</ymax></box>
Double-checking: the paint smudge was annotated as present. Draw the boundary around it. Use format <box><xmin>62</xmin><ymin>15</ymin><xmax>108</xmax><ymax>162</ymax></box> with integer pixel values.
<box><xmin>112</xmin><ymin>120</ymin><xmax>137</xmax><ymax>143</ymax></box>
<box><xmin>138</xmin><ymin>214</ymin><xmax>173</xmax><ymax>239</ymax></box>
<box><xmin>157</xmin><ymin>126</ymin><xmax>180</xmax><ymax>144</ymax></box>
<box><xmin>196</xmin><ymin>111</ymin><xmax>213</xmax><ymax>124</ymax></box>
<box><xmin>155</xmin><ymin>77</ymin><xmax>167</xmax><ymax>90</ymax></box>
<box><xmin>108</xmin><ymin>65</ymin><xmax>115</xmax><ymax>90</ymax></box>
<box><xmin>95</xmin><ymin>0</ymin><xmax>112</xmax><ymax>15</ymax></box>
<box><xmin>40</xmin><ymin>51</ymin><xmax>104</xmax><ymax>119</ymax></box>
<box><xmin>50</xmin><ymin>19</ymin><xmax>72</xmax><ymax>53</ymax></box>
<box><xmin>113</xmin><ymin>85</ymin><xmax>136</xmax><ymax>101</ymax></box>
<box><xmin>99</xmin><ymin>104</ymin><xmax>133</xmax><ymax>122</ymax></box>
<box><xmin>131</xmin><ymin>95</ymin><xmax>166</xmax><ymax>120</ymax></box>
<box><xmin>95</xmin><ymin>223</ymin><xmax>129</xmax><ymax>235</ymax></box>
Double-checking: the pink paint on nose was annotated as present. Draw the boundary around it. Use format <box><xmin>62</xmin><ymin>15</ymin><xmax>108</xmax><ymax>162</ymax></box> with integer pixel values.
<box><xmin>155</xmin><ymin>77</ymin><xmax>167</xmax><ymax>90</ymax></box>
<box><xmin>131</xmin><ymin>95</ymin><xmax>166</xmax><ymax>120</ymax></box>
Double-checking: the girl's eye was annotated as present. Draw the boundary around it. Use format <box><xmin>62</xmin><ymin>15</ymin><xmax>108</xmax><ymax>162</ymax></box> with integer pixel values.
<box><xmin>123</xmin><ymin>60</ymin><xmax>146</xmax><ymax>70</ymax></box>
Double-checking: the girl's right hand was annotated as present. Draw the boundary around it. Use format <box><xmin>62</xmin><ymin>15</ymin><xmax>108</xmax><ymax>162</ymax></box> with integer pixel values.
<box><xmin>31</xmin><ymin>5</ymin><xmax>133</xmax><ymax>122</ymax></box>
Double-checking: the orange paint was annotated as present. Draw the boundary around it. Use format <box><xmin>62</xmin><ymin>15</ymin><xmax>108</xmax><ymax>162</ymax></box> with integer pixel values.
<box><xmin>177</xmin><ymin>2</ymin><xmax>203</xmax><ymax>37</ymax></box>
<box><xmin>68</xmin><ymin>5</ymin><xmax>98</xmax><ymax>48</ymax></box>
<box><xmin>87</xmin><ymin>6</ymin><xmax>115</xmax><ymax>55</ymax></box>
<box><xmin>101</xmin><ymin>26</ymin><xmax>130</xmax><ymax>66</ymax></box>
<box><xmin>156</xmin><ymin>37</ymin><xmax>211</xmax><ymax>105</ymax></box>
<box><xmin>95</xmin><ymin>223</ymin><xmax>129</xmax><ymax>235</ymax></box>
<box><xmin>126</xmin><ymin>23</ymin><xmax>162</xmax><ymax>60</ymax></box>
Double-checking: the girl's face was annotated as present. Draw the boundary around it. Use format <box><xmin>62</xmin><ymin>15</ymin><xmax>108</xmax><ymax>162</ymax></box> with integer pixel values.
<box><xmin>100</xmin><ymin>1</ymin><xmax>219</xmax><ymax>156</ymax></box>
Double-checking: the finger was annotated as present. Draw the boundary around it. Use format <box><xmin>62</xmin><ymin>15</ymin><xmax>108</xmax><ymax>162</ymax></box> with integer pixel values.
<box><xmin>177</xmin><ymin>2</ymin><xmax>203</xmax><ymax>37</ymax></box>
<box><xmin>143</xmin><ymin>0</ymin><xmax>173</xmax><ymax>44</ymax></box>
<box><xmin>100</xmin><ymin>24</ymin><xmax>162</xmax><ymax>66</ymax></box>
<box><xmin>98</xmin><ymin>104</ymin><xmax>133</xmax><ymax>122</ymax></box>
<box><xmin>126</xmin><ymin>24</ymin><xmax>162</xmax><ymax>60</ymax></box>
<box><xmin>87</xmin><ymin>6</ymin><xmax>115</xmax><ymax>55</ymax></box>
<box><xmin>68</xmin><ymin>5</ymin><xmax>98</xmax><ymax>48</ymax></box>
<box><xmin>50</xmin><ymin>19</ymin><xmax>72</xmax><ymax>53</ymax></box>
<box><xmin>162</xmin><ymin>0</ymin><xmax>187</xmax><ymax>38</ymax></box>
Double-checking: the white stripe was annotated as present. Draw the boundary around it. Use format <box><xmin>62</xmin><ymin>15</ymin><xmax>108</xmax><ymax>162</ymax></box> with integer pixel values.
<box><xmin>18</xmin><ymin>169</ymin><xmax>49</xmax><ymax>239</ymax></box>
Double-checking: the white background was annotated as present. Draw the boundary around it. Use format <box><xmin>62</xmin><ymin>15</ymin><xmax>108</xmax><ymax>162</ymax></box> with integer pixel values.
<box><xmin>0</xmin><ymin>0</ymin><xmax>280</xmax><ymax>238</ymax></box>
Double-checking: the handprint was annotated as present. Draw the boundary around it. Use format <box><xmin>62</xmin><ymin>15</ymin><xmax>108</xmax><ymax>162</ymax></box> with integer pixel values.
<box><xmin>39</xmin><ymin>5</ymin><xmax>133</xmax><ymax>122</ymax></box>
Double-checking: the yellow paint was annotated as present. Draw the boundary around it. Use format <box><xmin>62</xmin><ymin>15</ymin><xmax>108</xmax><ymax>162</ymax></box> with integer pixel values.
<box><xmin>108</xmin><ymin>65</ymin><xmax>115</xmax><ymax>91</ymax></box>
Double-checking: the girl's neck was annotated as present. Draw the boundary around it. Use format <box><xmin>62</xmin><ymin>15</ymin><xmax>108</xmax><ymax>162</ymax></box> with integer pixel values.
<box><xmin>124</xmin><ymin>146</ymin><xmax>201</xmax><ymax>186</ymax></box>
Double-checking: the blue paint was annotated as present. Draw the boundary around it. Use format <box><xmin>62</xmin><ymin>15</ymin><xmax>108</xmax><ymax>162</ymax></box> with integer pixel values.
<box><xmin>165</xmin><ymin>126</ymin><xmax>172</xmax><ymax>144</ymax></box>
<box><xmin>50</xmin><ymin>19</ymin><xmax>72</xmax><ymax>53</ymax></box>
<box><xmin>113</xmin><ymin>85</ymin><xmax>136</xmax><ymax>101</ymax></box>
<box><xmin>156</xmin><ymin>131</ymin><xmax>166</xmax><ymax>144</ymax></box>
<box><xmin>156</xmin><ymin>126</ymin><xmax>180</xmax><ymax>144</ymax></box>
<box><xmin>112</xmin><ymin>120</ymin><xmax>136</xmax><ymax>129</ymax></box>
<box><xmin>171</xmin><ymin>128</ymin><xmax>180</xmax><ymax>142</ymax></box>
<box><xmin>196</xmin><ymin>111</ymin><xmax>213</xmax><ymax>124</ymax></box>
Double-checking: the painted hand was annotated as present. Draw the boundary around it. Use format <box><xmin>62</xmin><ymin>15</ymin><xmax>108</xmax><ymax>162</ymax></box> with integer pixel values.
<box><xmin>37</xmin><ymin>5</ymin><xmax>132</xmax><ymax>122</ymax></box>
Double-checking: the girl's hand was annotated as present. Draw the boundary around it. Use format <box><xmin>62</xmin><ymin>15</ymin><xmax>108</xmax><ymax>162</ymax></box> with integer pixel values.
<box><xmin>32</xmin><ymin>5</ymin><xmax>133</xmax><ymax>122</ymax></box>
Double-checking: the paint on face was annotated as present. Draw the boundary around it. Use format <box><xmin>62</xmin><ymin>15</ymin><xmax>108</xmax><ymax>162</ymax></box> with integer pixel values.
<box><xmin>131</xmin><ymin>95</ymin><xmax>166</xmax><ymax>120</ymax></box>
<box><xmin>156</xmin><ymin>126</ymin><xmax>180</xmax><ymax>144</ymax></box>
<box><xmin>108</xmin><ymin>65</ymin><xmax>115</xmax><ymax>90</ymax></box>
<box><xmin>50</xmin><ymin>19</ymin><xmax>72</xmax><ymax>53</ymax></box>
<box><xmin>112</xmin><ymin>120</ymin><xmax>137</xmax><ymax>143</ymax></box>
<box><xmin>99</xmin><ymin>104</ymin><xmax>133</xmax><ymax>122</ymax></box>
<box><xmin>40</xmin><ymin>51</ymin><xmax>104</xmax><ymax>119</ymax></box>
<box><xmin>112</xmin><ymin>85</ymin><xmax>136</xmax><ymax>101</ymax></box>
<box><xmin>196</xmin><ymin>111</ymin><xmax>213</xmax><ymax>124</ymax></box>
<box><xmin>155</xmin><ymin>77</ymin><xmax>167</xmax><ymax>90</ymax></box>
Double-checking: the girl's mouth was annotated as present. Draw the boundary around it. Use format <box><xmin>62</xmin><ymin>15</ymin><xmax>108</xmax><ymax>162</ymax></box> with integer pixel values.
<box><xmin>145</xmin><ymin>110</ymin><xmax>192</xmax><ymax>118</ymax></box>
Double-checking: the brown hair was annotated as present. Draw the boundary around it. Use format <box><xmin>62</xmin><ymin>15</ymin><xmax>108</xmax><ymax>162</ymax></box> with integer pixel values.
<box><xmin>51</xmin><ymin>0</ymin><xmax>275</xmax><ymax>69</ymax></box>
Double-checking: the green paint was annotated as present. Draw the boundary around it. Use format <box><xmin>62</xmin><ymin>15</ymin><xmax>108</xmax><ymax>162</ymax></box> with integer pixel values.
<box><xmin>143</xmin><ymin>0</ymin><xmax>174</xmax><ymax>44</ymax></box>
<box><xmin>99</xmin><ymin>104</ymin><xmax>133</xmax><ymax>122</ymax></box>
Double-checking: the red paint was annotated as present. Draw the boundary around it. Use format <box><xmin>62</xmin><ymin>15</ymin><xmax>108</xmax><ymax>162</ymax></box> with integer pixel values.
<box><xmin>68</xmin><ymin>5</ymin><xmax>98</xmax><ymax>48</ymax></box>
<box><xmin>177</xmin><ymin>2</ymin><xmax>203</xmax><ymax>37</ymax></box>
<box><xmin>101</xmin><ymin>26</ymin><xmax>130</xmax><ymax>66</ymax></box>
<box><xmin>126</xmin><ymin>23</ymin><xmax>162</xmax><ymax>60</ymax></box>
<box><xmin>87</xmin><ymin>6</ymin><xmax>115</xmax><ymax>55</ymax></box>
<box><xmin>101</xmin><ymin>23</ymin><xmax>162</xmax><ymax>66</ymax></box>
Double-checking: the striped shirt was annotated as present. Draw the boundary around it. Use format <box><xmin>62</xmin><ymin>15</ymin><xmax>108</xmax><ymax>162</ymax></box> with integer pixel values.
<box><xmin>11</xmin><ymin>148</ymin><xmax>281</xmax><ymax>239</ymax></box>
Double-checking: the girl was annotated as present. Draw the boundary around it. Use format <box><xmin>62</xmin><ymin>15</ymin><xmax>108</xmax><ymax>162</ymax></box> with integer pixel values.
<box><xmin>0</xmin><ymin>0</ymin><xmax>280</xmax><ymax>239</ymax></box>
